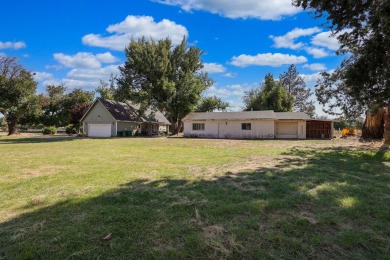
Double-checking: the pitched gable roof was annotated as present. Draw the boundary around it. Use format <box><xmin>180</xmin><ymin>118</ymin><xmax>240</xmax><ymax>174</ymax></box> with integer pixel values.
<box><xmin>98</xmin><ymin>98</ymin><xmax>139</xmax><ymax>121</ymax></box>
<box><xmin>82</xmin><ymin>98</ymin><xmax>170</xmax><ymax>124</ymax></box>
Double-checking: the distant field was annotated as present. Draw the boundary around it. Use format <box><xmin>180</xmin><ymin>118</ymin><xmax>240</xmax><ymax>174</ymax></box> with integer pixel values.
<box><xmin>0</xmin><ymin>135</ymin><xmax>389</xmax><ymax>259</ymax></box>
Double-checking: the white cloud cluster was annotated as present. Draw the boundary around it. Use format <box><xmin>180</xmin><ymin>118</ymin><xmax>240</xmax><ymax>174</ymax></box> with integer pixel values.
<box><xmin>156</xmin><ymin>0</ymin><xmax>300</xmax><ymax>20</ymax></box>
<box><xmin>0</xmin><ymin>41</ymin><xmax>26</xmax><ymax>50</ymax></box>
<box><xmin>202</xmin><ymin>63</ymin><xmax>227</xmax><ymax>74</ymax></box>
<box><xmin>35</xmin><ymin>52</ymin><xmax>121</xmax><ymax>90</ymax></box>
<box><xmin>82</xmin><ymin>15</ymin><xmax>188</xmax><ymax>51</ymax></box>
<box><xmin>311</xmin><ymin>31</ymin><xmax>340</xmax><ymax>51</ymax></box>
<box><xmin>204</xmin><ymin>83</ymin><xmax>255</xmax><ymax>111</ymax></box>
<box><xmin>230</xmin><ymin>53</ymin><xmax>307</xmax><ymax>67</ymax></box>
<box><xmin>270</xmin><ymin>27</ymin><xmax>321</xmax><ymax>49</ymax></box>
<box><xmin>53</xmin><ymin>52</ymin><xmax>118</xmax><ymax>69</ymax></box>
<box><xmin>270</xmin><ymin>27</ymin><xmax>342</xmax><ymax>58</ymax></box>
<box><xmin>302</xmin><ymin>63</ymin><xmax>327</xmax><ymax>71</ymax></box>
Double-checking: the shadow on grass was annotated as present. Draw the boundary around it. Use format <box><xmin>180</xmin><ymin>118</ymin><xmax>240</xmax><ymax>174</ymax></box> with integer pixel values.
<box><xmin>1</xmin><ymin>148</ymin><xmax>389</xmax><ymax>259</ymax></box>
<box><xmin>0</xmin><ymin>136</ymin><xmax>78</xmax><ymax>144</ymax></box>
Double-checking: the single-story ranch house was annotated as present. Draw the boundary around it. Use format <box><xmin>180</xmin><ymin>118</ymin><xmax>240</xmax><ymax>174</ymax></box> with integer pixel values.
<box><xmin>182</xmin><ymin>111</ymin><xmax>333</xmax><ymax>139</ymax></box>
<box><xmin>80</xmin><ymin>98</ymin><xmax>170</xmax><ymax>137</ymax></box>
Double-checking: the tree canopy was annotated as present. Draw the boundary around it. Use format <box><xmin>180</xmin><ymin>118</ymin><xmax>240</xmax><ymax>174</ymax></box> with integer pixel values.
<box><xmin>196</xmin><ymin>96</ymin><xmax>229</xmax><ymax>112</ymax></box>
<box><xmin>293</xmin><ymin>0</ymin><xmax>390</xmax><ymax>142</ymax></box>
<box><xmin>117</xmin><ymin>37</ymin><xmax>213</xmax><ymax>133</ymax></box>
<box><xmin>279</xmin><ymin>64</ymin><xmax>316</xmax><ymax>118</ymax></box>
<box><xmin>243</xmin><ymin>73</ymin><xmax>294</xmax><ymax>112</ymax></box>
<box><xmin>0</xmin><ymin>56</ymin><xmax>38</xmax><ymax>135</ymax></box>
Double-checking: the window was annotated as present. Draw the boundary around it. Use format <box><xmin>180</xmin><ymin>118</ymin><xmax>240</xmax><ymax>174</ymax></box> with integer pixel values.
<box><xmin>242</xmin><ymin>123</ymin><xmax>251</xmax><ymax>130</ymax></box>
<box><xmin>192</xmin><ymin>123</ymin><xmax>205</xmax><ymax>131</ymax></box>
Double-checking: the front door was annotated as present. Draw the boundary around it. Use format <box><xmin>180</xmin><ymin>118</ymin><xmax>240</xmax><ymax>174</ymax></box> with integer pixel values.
<box><xmin>218</xmin><ymin>123</ymin><xmax>226</xmax><ymax>138</ymax></box>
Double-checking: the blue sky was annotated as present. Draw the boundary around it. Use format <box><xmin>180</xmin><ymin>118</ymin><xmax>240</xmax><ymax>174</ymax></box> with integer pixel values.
<box><xmin>1</xmin><ymin>0</ymin><xmax>344</xmax><ymax>115</ymax></box>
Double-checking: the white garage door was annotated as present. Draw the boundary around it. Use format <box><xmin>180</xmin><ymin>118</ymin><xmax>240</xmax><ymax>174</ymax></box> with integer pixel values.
<box><xmin>88</xmin><ymin>124</ymin><xmax>111</xmax><ymax>137</ymax></box>
<box><xmin>276</xmin><ymin>122</ymin><xmax>298</xmax><ymax>138</ymax></box>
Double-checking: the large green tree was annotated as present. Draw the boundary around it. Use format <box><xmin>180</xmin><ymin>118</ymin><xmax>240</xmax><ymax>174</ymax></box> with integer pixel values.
<box><xmin>243</xmin><ymin>73</ymin><xmax>294</xmax><ymax>112</ymax></box>
<box><xmin>117</xmin><ymin>37</ymin><xmax>213</xmax><ymax>134</ymax></box>
<box><xmin>279</xmin><ymin>64</ymin><xmax>316</xmax><ymax>118</ymax></box>
<box><xmin>196</xmin><ymin>96</ymin><xmax>229</xmax><ymax>112</ymax></box>
<box><xmin>0</xmin><ymin>56</ymin><xmax>38</xmax><ymax>135</ymax></box>
<box><xmin>293</xmin><ymin>0</ymin><xmax>390</xmax><ymax>143</ymax></box>
<box><xmin>39</xmin><ymin>85</ymin><xmax>68</xmax><ymax>127</ymax></box>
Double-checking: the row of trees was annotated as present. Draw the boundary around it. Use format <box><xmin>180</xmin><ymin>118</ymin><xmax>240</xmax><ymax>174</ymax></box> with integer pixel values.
<box><xmin>243</xmin><ymin>65</ymin><xmax>315</xmax><ymax>117</ymax></box>
<box><xmin>0</xmin><ymin>56</ymin><xmax>94</xmax><ymax>135</ymax></box>
<box><xmin>293</xmin><ymin>0</ymin><xmax>390</xmax><ymax>143</ymax></box>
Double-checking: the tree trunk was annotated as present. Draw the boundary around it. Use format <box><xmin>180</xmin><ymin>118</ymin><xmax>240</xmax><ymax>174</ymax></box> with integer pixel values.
<box><xmin>361</xmin><ymin>108</ymin><xmax>385</xmax><ymax>139</ymax></box>
<box><xmin>7</xmin><ymin>115</ymin><xmax>19</xmax><ymax>135</ymax></box>
<box><xmin>384</xmin><ymin>105</ymin><xmax>390</xmax><ymax>144</ymax></box>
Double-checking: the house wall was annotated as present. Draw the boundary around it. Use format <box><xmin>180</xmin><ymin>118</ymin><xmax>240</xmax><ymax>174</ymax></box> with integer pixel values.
<box><xmin>82</xmin><ymin>101</ymin><xmax>116</xmax><ymax>136</ymax></box>
<box><xmin>117</xmin><ymin>122</ymin><xmax>139</xmax><ymax>132</ymax></box>
<box><xmin>184</xmin><ymin>120</ymin><xmax>275</xmax><ymax>139</ymax></box>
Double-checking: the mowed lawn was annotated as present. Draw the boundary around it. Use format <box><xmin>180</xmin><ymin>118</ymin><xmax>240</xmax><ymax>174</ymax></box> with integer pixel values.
<box><xmin>0</xmin><ymin>135</ymin><xmax>389</xmax><ymax>259</ymax></box>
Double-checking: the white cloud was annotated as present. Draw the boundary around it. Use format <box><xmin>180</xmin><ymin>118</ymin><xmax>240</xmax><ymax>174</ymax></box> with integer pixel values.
<box><xmin>53</xmin><ymin>52</ymin><xmax>118</xmax><ymax>69</ymax></box>
<box><xmin>230</xmin><ymin>53</ymin><xmax>307</xmax><ymax>67</ymax></box>
<box><xmin>33</xmin><ymin>72</ymin><xmax>54</xmax><ymax>82</ymax></box>
<box><xmin>39</xmin><ymin>64</ymin><xmax>121</xmax><ymax>90</ymax></box>
<box><xmin>302</xmin><ymin>63</ymin><xmax>327</xmax><ymax>71</ymax></box>
<box><xmin>300</xmin><ymin>72</ymin><xmax>322</xmax><ymax>87</ymax></box>
<box><xmin>270</xmin><ymin>27</ymin><xmax>322</xmax><ymax>49</ymax></box>
<box><xmin>202</xmin><ymin>63</ymin><xmax>226</xmax><ymax>74</ymax></box>
<box><xmin>223</xmin><ymin>72</ymin><xmax>236</xmax><ymax>78</ymax></box>
<box><xmin>0</xmin><ymin>41</ymin><xmax>26</xmax><ymax>50</ymax></box>
<box><xmin>311</xmin><ymin>31</ymin><xmax>340</xmax><ymax>51</ymax></box>
<box><xmin>82</xmin><ymin>15</ymin><xmax>188</xmax><ymax>51</ymax></box>
<box><xmin>156</xmin><ymin>0</ymin><xmax>300</xmax><ymax>20</ymax></box>
<box><xmin>304</xmin><ymin>47</ymin><xmax>330</xmax><ymax>58</ymax></box>
<box><xmin>203</xmin><ymin>83</ymin><xmax>256</xmax><ymax>111</ymax></box>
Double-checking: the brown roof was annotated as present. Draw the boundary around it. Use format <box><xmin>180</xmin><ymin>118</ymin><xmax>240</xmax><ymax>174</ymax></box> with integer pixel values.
<box><xmin>96</xmin><ymin>98</ymin><xmax>170</xmax><ymax>125</ymax></box>
<box><xmin>182</xmin><ymin>111</ymin><xmax>276</xmax><ymax>121</ymax></box>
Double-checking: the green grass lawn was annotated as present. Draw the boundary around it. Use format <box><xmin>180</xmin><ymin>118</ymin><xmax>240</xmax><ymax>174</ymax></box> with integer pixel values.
<box><xmin>0</xmin><ymin>135</ymin><xmax>389</xmax><ymax>259</ymax></box>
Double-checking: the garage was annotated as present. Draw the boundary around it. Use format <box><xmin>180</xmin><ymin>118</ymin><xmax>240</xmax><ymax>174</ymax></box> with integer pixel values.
<box><xmin>275</xmin><ymin>122</ymin><xmax>298</xmax><ymax>138</ymax></box>
<box><xmin>88</xmin><ymin>124</ymin><xmax>112</xmax><ymax>137</ymax></box>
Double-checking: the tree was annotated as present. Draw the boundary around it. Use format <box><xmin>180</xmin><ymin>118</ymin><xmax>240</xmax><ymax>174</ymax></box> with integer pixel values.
<box><xmin>196</xmin><ymin>96</ymin><xmax>229</xmax><ymax>112</ymax></box>
<box><xmin>293</xmin><ymin>0</ymin><xmax>390</xmax><ymax>143</ymax></box>
<box><xmin>96</xmin><ymin>74</ymin><xmax>116</xmax><ymax>100</ymax></box>
<box><xmin>64</xmin><ymin>88</ymin><xmax>94</xmax><ymax>126</ymax></box>
<box><xmin>39</xmin><ymin>85</ymin><xmax>68</xmax><ymax>127</ymax></box>
<box><xmin>117</xmin><ymin>37</ymin><xmax>213</xmax><ymax>134</ymax></box>
<box><xmin>279</xmin><ymin>64</ymin><xmax>316</xmax><ymax>118</ymax></box>
<box><xmin>0</xmin><ymin>56</ymin><xmax>38</xmax><ymax>135</ymax></box>
<box><xmin>243</xmin><ymin>73</ymin><xmax>294</xmax><ymax>112</ymax></box>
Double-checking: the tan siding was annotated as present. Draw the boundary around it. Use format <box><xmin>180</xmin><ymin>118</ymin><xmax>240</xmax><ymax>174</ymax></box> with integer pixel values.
<box><xmin>82</xmin><ymin>101</ymin><xmax>116</xmax><ymax>136</ymax></box>
<box><xmin>117</xmin><ymin>122</ymin><xmax>138</xmax><ymax>132</ymax></box>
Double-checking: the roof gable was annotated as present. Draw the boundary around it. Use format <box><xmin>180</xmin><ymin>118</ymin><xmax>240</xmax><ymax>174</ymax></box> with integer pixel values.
<box><xmin>82</xmin><ymin>98</ymin><xmax>170</xmax><ymax>124</ymax></box>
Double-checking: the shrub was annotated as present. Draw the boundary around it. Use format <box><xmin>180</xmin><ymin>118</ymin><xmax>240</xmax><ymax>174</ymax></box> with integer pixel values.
<box><xmin>42</xmin><ymin>126</ymin><xmax>57</xmax><ymax>135</ymax></box>
<box><xmin>65</xmin><ymin>124</ymin><xmax>77</xmax><ymax>135</ymax></box>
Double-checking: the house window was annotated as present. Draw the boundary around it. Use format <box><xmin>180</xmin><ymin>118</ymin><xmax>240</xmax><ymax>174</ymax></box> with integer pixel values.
<box><xmin>192</xmin><ymin>123</ymin><xmax>205</xmax><ymax>131</ymax></box>
<box><xmin>242</xmin><ymin>123</ymin><xmax>251</xmax><ymax>130</ymax></box>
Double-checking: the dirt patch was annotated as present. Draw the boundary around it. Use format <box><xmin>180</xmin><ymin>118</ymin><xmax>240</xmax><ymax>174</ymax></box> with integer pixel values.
<box><xmin>20</xmin><ymin>165</ymin><xmax>66</xmax><ymax>179</ymax></box>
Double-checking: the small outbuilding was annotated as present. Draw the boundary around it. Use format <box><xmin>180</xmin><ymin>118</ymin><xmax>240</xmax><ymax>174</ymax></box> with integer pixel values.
<box><xmin>182</xmin><ymin>111</ymin><xmax>333</xmax><ymax>139</ymax></box>
<box><xmin>80</xmin><ymin>98</ymin><xmax>170</xmax><ymax>137</ymax></box>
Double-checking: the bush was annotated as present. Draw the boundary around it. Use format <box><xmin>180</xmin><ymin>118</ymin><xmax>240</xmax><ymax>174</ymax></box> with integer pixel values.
<box><xmin>42</xmin><ymin>126</ymin><xmax>57</xmax><ymax>135</ymax></box>
<box><xmin>65</xmin><ymin>124</ymin><xmax>78</xmax><ymax>135</ymax></box>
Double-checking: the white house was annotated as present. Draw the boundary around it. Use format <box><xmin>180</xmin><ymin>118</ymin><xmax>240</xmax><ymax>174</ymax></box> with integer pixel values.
<box><xmin>182</xmin><ymin>111</ymin><xmax>333</xmax><ymax>139</ymax></box>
